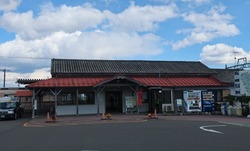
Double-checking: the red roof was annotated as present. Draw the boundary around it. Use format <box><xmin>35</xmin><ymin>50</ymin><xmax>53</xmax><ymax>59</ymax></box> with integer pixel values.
<box><xmin>26</xmin><ymin>76</ymin><xmax>223</xmax><ymax>88</ymax></box>
<box><xmin>131</xmin><ymin>76</ymin><xmax>223</xmax><ymax>87</ymax></box>
<box><xmin>15</xmin><ymin>90</ymin><xmax>33</xmax><ymax>97</ymax></box>
<box><xmin>27</xmin><ymin>77</ymin><xmax>110</xmax><ymax>88</ymax></box>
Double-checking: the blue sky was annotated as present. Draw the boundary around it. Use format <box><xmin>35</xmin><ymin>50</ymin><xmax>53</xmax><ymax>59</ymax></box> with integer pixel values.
<box><xmin>0</xmin><ymin>0</ymin><xmax>250</xmax><ymax>87</ymax></box>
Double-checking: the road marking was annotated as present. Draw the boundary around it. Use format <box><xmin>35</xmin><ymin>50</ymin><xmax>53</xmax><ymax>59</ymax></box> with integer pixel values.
<box><xmin>200</xmin><ymin>125</ymin><xmax>226</xmax><ymax>134</ymax></box>
<box><xmin>219</xmin><ymin>121</ymin><xmax>250</xmax><ymax>128</ymax></box>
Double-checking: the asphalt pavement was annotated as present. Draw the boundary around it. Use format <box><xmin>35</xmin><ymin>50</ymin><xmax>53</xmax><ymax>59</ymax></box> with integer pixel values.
<box><xmin>1</xmin><ymin>113</ymin><xmax>250</xmax><ymax>151</ymax></box>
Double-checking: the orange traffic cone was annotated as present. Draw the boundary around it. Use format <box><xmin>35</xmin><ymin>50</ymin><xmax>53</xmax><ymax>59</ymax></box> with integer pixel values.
<box><xmin>101</xmin><ymin>113</ymin><xmax>106</xmax><ymax>120</ymax></box>
<box><xmin>45</xmin><ymin>112</ymin><xmax>52</xmax><ymax>123</ymax></box>
<box><xmin>153</xmin><ymin>109</ymin><xmax>158</xmax><ymax>119</ymax></box>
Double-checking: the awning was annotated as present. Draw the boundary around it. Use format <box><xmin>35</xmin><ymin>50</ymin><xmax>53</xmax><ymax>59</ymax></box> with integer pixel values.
<box><xmin>26</xmin><ymin>76</ymin><xmax>224</xmax><ymax>88</ymax></box>
<box><xmin>15</xmin><ymin>90</ymin><xmax>33</xmax><ymax>97</ymax></box>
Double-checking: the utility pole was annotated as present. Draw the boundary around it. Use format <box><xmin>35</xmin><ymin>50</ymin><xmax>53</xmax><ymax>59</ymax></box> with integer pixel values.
<box><xmin>0</xmin><ymin>69</ymin><xmax>10</xmax><ymax>88</ymax></box>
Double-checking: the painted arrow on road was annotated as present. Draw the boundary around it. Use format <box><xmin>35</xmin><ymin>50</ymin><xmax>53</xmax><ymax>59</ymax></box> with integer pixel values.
<box><xmin>200</xmin><ymin>125</ymin><xmax>227</xmax><ymax>134</ymax></box>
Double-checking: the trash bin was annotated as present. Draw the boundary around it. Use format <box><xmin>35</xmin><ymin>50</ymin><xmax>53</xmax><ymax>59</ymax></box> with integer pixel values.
<box><xmin>221</xmin><ymin>105</ymin><xmax>225</xmax><ymax>115</ymax></box>
<box><xmin>232</xmin><ymin>106</ymin><xmax>237</xmax><ymax>116</ymax></box>
<box><xmin>236</xmin><ymin>107</ymin><xmax>242</xmax><ymax>116</ymax></box>
<box><xmin>227</xmin><ymin>105</ymin><xmax>232</xmax><ymax>116</ymax></box>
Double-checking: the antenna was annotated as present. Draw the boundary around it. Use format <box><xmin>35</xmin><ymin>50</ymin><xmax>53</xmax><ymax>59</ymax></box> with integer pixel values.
<box><xmin>233</xmin><ymin>50</ymin><xmax>240</xmax><ymax>66</ymax></box>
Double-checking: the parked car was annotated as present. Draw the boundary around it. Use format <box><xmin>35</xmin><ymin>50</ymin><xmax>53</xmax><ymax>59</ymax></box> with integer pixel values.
<box><xmin>0</xmin><ymin>97</ymin><xmax>24</xmax><ymax>120</ymax></box>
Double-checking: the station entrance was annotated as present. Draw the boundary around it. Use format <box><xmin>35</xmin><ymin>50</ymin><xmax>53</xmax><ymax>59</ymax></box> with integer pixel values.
<box><xmin>105</xmin><ymin>91</ymin><xmax>122</xmax><ymax>113</ymax></box>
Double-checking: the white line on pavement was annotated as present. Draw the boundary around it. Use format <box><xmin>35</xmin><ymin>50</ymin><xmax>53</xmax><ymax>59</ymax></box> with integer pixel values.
<box><xmin>200</xmin><ymin>125</ymin><xmax>227</xmax><ymax>134</ymax></box>
<box><xmin>219</xmin><ymin>121</ymin><xmax>250</xmax><ymax>128</ymax></box>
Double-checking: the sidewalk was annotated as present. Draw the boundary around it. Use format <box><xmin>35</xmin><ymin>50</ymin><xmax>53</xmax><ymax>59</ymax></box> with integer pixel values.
<box><xmin>23</xmin><ymin>114</ymin><xmax>250</xmax><ymax>127</ymax></box>
<box><xmin>23</xmin><ymin>114</ymin><xmax>148</xmax><ymax>127</ymax></box>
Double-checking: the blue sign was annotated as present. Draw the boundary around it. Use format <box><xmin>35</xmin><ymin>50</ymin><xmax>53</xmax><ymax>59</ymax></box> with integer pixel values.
<box><xmin>201</xmin><ymin>91</ymin><xmax>215</xmax><ymax>112</ymax></box>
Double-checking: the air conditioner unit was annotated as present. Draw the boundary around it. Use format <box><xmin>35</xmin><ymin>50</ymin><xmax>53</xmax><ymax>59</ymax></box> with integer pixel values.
<box><xmin>162</xmin><ymin>104</ymin><xmax>173</xmax><ymax>112</ymax></box>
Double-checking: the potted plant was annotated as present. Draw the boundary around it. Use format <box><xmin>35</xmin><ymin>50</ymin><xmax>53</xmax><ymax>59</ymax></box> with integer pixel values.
<box><xmin>106</xmin><ymin>113</ymin><xmax>112</xmax><ymax>120</ymax></box>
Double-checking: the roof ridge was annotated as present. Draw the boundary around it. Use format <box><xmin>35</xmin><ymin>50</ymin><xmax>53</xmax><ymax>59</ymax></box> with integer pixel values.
<box><xmin>52</xmin><ymin>58</ymin><xmax>201</xmax><ymax>63</ymax></box>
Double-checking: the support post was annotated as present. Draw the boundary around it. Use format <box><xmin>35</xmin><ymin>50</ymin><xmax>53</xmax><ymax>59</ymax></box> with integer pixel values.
<box><xmin>170</xmin><ymin>89</ymin><xmax>176</xmax><ymax>114</ymax></box>
<box><xmin>76</xmin><ymin>88</ymin><xmax>79</xmax><ymax>116</ymax></box>
<box><xmin>32</xmin><ymin>89</ymin><xmax>35</xmax><ymax>119</ymax></box>
<box><xmin>54</xmin><ymin>88</ymin><xmax>58</xmax><ymax>117</ymax></box>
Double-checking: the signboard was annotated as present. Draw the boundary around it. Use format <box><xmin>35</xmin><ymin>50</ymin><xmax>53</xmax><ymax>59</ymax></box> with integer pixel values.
<box><xmin>125</xmin><ymin>96</ymin><xmax>138</xmax><ymax>114</ymax></box>
<box><xmin>125</xmin><ymin>96</ymin><xmax>136</xmax><ymax>108</ymax></box>
<box><xmin>201</xmin><ymin>91</ymin><xmax>214</xmax><ymax>112</ymax></box>
<box><xmin>234</xmin><ymin>70</ymin><xmax>250</xmax><ymax>96</ymax></box>
<box><xmin>183</xmin><ymin>91</ymin><xmax>202</xmax><ymax>112</ymax></box>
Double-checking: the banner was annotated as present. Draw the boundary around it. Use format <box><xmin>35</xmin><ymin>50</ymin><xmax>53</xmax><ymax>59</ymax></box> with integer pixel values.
<box><xmin>137</xmin><ymin>90</ymin><xmax>142</xmax><ymax>106</ymax></box>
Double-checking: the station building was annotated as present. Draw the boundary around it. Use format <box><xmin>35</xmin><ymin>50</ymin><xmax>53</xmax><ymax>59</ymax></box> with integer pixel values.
<box><xmin>17</xmin><ymin>59</ymin><xmax>236</xmax><ymax>116</ymax></box>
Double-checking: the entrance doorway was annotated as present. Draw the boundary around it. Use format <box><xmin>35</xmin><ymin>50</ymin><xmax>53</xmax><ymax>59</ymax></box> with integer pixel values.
<box><xmin>105</xmin><ymin>91</ymin><xmax>122</xmax><ymax>113</ymax></box>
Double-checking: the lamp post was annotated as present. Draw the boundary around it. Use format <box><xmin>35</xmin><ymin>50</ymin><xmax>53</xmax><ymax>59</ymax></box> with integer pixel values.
<box><xmin>0</xmin><ymin>69</ymin><xmax>10</xmax><ymax>88</ymax></box>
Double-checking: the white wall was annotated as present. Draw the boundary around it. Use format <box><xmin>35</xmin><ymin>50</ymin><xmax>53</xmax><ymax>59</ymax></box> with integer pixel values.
<box><xmin>57</xmin><ymin>105</ymin><xmax>77</xmax><ymax>115</ymax></box>
<box><xmin>57</xmin><ymin>87</ymin><xmax>149</xmax><ymax>115</ymax></box>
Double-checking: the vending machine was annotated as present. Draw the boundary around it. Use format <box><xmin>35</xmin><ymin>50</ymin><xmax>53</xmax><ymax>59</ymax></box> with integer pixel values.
<box><xmin>201</xmin><ymin>91</ymin><xmax>215</xmax><ymax>112</ymax></box>
<box><xmin>183</xmin><ymin>91</ymin><xmax>202</xmax><ymax>112</ymax></box>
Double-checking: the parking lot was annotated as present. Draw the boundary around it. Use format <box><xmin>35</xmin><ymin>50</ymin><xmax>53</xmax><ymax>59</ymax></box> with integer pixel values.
<box><xmin>0</xmin><ymin>114</ymin><xmax>250</xmax><ymax>151</ymax></box>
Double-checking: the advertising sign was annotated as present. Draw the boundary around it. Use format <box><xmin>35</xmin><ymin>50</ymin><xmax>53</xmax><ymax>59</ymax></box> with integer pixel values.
<box><xmin>183</xmin><ymin>91</ymin><xmax>202</xmax><ymax>112</ymax></box>
<box><xmin>201</xmin><ymin>91</ymin><xmax>214</xmax><ymax>112</ymax></box>
<box><xmin>125</xmin><ymin>96</ymin><xmax>136</xmax><ymax>108</ymax></box>
<box><xmin>234</xmin><ymin>70</ymin><xmax>250</xmax><ymax>96</ymax></box>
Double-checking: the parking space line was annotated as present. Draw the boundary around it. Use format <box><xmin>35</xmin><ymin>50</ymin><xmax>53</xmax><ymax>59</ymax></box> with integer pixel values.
<box><xmin>219</xmin><ymin>121</ymin><xmax>250</xmax><ymax>128</ymax></box>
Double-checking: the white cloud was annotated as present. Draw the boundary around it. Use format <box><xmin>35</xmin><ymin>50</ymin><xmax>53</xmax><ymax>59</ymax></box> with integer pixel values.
<box><xmin>0</xmin><ymin>68</ymin><xmax>50</xmax><ymax>87</ymax></box>
<box><xmin>0</xmin><ymin>2</ymin><xmax>173</xmax><ymax>66</ymax></box>
<box><xmin>0</xmin><ymin>2</ymin><xmax>178</xmax><ymax>87</ymax></box>
<box><xmin>0</xmin><ymin>3</ymin><xmax>178</xmax><ymax>39</ymax></box>
<box><xmin>105</xmin><ymin>3</ymin><xmax>178</xmax><ymax>32</ymax></box>
<box><xmin>0</xmin><ymin>3</ymin><xmax>105</xmax><ymax>39</ymax></box>
<box><xmin>172</xmin><ymin>5</ymin><xmax>240</xmax><ymax>50</ymax></box>
<box><xmin>0</xmin><ymin>31</ymin><xmax>162</xmax><ymax>61</ymax></box>
<box><xmin>0</xmin><ymin>30</ymin><xmax>162</xmax><ymax>87</ymax></box>
<box><xmin>181</xmin><ymin>0</ymin><xmax>211</xmax><ymax>5</ymax></box>
<box><xmin>0</xmin><ymin>0</ymin><xmax>21</xmax><ymax>11</ymax></box>
<box><xmin>200</xmin><ymin>43</ymin><xmax>250</xmax><ymax>65</ymax></box>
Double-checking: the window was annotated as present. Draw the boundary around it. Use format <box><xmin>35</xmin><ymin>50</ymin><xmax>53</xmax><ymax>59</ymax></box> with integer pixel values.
<box><xmin>235</xmin><ymin>84</ymin><xmax>240</xmax><ymax>88</ymax></box>
<box><xmin>78</xmin><ymin>92</ymin><xmax>95</xmax><ymax>105</ymax></box>
<box><xmin>0</xmin><ymin>102</ymin><xmax>16</xmax><ymax>109</ymax></box>
<box><xmin>57</xmin><ymin>92</ymin><xmax>95</xmax><ymax>105</ymax></box>
<box><xmin>58</xmin><ymin>94</ymin><xmax>73</xmax><ymax>105</ymax></box>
